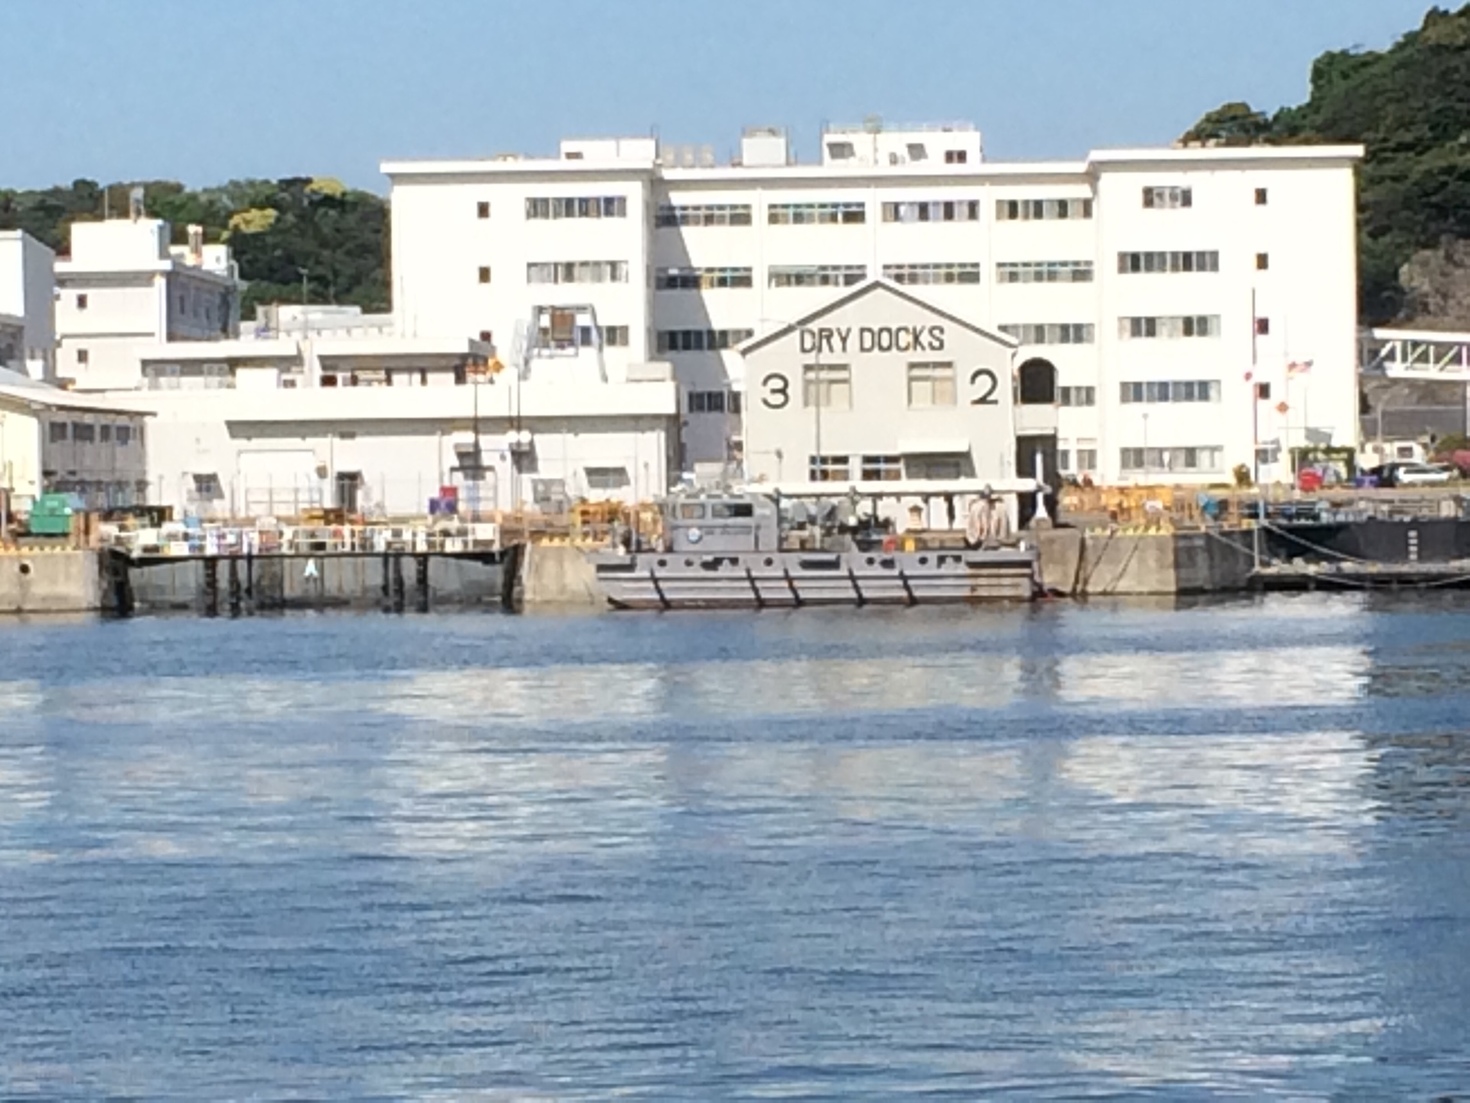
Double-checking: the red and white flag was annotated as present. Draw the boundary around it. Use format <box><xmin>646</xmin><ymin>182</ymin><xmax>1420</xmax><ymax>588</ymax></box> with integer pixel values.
<box><xmin>1286</xmin><ymin>359</ymin><xmax>1314</xmax><ymax>375</ymax></box>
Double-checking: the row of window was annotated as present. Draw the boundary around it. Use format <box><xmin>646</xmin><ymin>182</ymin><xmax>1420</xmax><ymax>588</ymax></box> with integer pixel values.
<box><xmin>537</xmin><ymin>323</ymin><xmax>630</xmax><ymax>348</ymax></box>
<box><xmin>1119</xmin><ymin>446</ymin><xmax>1224</xmax><ymax>472</ymax></box>
<box><xmin>762</xmin><ymin>362</ymin><xmax>965</xmax><ymax>411</ymax></box>
<box><xmin>1057</xmin><ymin>448</ymin><xmax>1100</xmax><ymax>474</ymax></box>
<box><xmin>1117</xmin><ymin>251</ymin><xmax>1219</xmax><ymax>274</ymax></box>
<box><xmin>686</xmin><ymin>389</ymin><xmax>744</xmax><ymax>414</ymax></box>
<box><xmin>525</xmin><ymin>196</ymin><xmax>627</xmax><ymax>220</ymax></box>
<box><xmin>996</xmin><ymin>260</ymin><xmax>1094</xmax><ymax>284</ymax></box>
<box><xmin>47</xmin><ymin>421</ymin><xmax>136</xmax><ymax>446</ymax></box>
<box><xmin>1119</xmin><ymin>315</ymin><xmax>1220</xmax><ymax>339</ymax></box>
<box><xmin>881</xmin><ymin>200</ymin><xmax>982</xmax><ymax>223</ymax></box>
<box><xmin>768</xmin><ymin>265</ymin><xmax>866</xmax><ymax>288</ymax></box>
<box><xmin>655</xmin><ymin>203</ymin><xmax>752</xmax><ymax>227</ymax></box>
<box><xmin>808</xmin><ymin>454</ymin><xmax>968</xmax><ymax>482</ymax></box>
<box><xmin>999</xmin><ymin>323</ymin><xmax>1096</xmax><ymax>346</ymax></box>
<box><xmin>526</xmin><ymin>260</ymin><xmax>628</xmax><ymax>284</ymax></box>
<box><xmin>656</xmin><ymin>267</ymin><xmax>753</xmax><ymax>290</ymax></box>
<box><xmin>489</xmin><ymin>186</ymin><xmax>1271</xmax><ymax>227</ymax></box>
<box><xmin>1058</xmin><ymin>385</ymin><xmax>1096</xmax><ymax>407</ymax></box>
<box><xmin>1119</xmin><ymin>379</ymin><xmax>1221</xmax><ymax>403</ymax></box>
<box><xmin>883</xmin><ymin>262</ymin><xmax>982</xmax><ymax>286</ymax></box>
<box><xmin>655</xmin><ymin>328</ymin><xmax>755</xmax><ymax>353</ymax></box>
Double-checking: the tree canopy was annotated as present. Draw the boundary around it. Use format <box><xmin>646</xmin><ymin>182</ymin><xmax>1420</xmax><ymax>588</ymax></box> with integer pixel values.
<box><xmin>0</xmin><ymin>177</ymin><xmax>388</xmax><ymax>316</ymax></box>
<box><xmin>1184</xmin><ymin>3</ymin><xmax>1470</xmax><ymax>324</ymax></box>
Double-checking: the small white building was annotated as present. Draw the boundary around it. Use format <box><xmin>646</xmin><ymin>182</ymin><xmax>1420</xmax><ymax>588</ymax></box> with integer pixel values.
<box><xmin>101</xmin><ymin>328</ymin><xmax>678</xmax><ymax>519</ymax></box>
<box><xmin>0</xmin><ymin>368</ymin><xmax>150</xmax><ymax>513</ymax></box>
<box><xmin>0</xmin><ymin>230</ymin><xmax>58</xmax><ymax>381</ymax></box>
<box><xmin>55</xmin><ymin>215</ymin><xmax>240</xmax><ymax>390</ymax></box>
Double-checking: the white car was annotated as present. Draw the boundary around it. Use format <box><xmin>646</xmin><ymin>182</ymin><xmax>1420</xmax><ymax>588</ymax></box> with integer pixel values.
<box><xmin>1394</xmin><ymin>463</ymin><xmax>1455</xmax><ymax>486</ymax></box>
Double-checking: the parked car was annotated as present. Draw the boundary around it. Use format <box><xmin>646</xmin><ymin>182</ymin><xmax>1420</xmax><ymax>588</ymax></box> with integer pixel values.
<box><xmin>1393</xmin><ymin>463</ymin><xmax>1455</xmax><ymax>486</ymax></box>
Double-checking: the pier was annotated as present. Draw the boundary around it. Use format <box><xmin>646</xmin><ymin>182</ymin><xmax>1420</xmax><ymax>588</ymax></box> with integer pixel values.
<box><xmin>104</xmin><ymin>521</ymin><xmax>518</xmax><ymax>616</ymax></box>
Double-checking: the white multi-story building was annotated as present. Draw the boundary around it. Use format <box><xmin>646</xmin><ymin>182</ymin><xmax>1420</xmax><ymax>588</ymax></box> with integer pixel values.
<box><xmin>55</xmin><ymin>215</ymin><xmax>240</xmax><ymax>390</ymax></box>
<box><xmin>0</xmin><ymin>230</ymin><xmax>58</xmax><ymax>381</ymax></box>
<box><xmin>384</xmin><ymin>121</ymin><xmax>1363</xmax><ymax>486</ymax></box>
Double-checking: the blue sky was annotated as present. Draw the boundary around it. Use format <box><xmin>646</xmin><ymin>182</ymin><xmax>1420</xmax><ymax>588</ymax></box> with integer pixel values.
<box><xmin>5</xmin><ymin>0</ymin><xmax>1435</xmax><ymax>192</ymax></box>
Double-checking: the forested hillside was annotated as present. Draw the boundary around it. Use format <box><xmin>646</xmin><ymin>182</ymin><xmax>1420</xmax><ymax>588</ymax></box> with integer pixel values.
<box><xmin>1184</xmin><ymin>3</ymin><xmax>1470</xmax><ymax>325</ymax></box>
<box><xmin>0</xmin><ymin>177</ymin><xmax>388</xmax><ymax>316</ymax></box>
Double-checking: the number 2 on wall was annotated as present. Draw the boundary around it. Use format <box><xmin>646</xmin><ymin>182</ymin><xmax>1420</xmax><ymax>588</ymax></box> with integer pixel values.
<box><xmin>761</xmin><ymin>372</ymin><xmax>790</xmax><ymax>409</ymax></box>
<box><xmin>969</xmin><ymin>368</ymin><xmax>999</xmax><ymax>405</ymax></box>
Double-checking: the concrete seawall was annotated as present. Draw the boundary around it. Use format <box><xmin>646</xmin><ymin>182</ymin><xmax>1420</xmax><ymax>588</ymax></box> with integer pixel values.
<box><xmin>518</xmin><ymin>544</ymin><xmax>605</xmax><ymax>608</ymax></box>
<box><xmin>1037</xmin><ymin>527</ymin><xmax>1255</xmax><ymax>597</ymax></box>
<box><xmin>0</xmin><ymin>551</ymin><xmax>102</xmax><ymax>614</ymax></box>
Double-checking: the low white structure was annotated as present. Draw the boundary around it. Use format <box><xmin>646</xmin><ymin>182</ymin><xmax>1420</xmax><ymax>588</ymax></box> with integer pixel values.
<box><xmin>0</xmin><ymin>368</ymin><xmax>150</xmax><ymax>513</ymax></box>
<box><xmin>384</xmin><ymin>120</ymin><xmax>1363</xmax><ymax>486</ymax></box>
<box><xmin>102</xmin><ymin>330</ymin><xmax>678</xmax><ymax>519</ymax></box>
<box><xmin>0</xmin><ymin>230</ymin><xmax>58</xmax><ymax>381</ymax></box>
<box><xmin>55</xmin><ymin>215</ymin><xmax>240</xmax><ymax>390</ymax></box>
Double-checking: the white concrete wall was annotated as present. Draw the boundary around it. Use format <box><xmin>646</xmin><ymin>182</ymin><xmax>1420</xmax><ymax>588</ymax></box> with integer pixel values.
<box><xmin>38</xmin><ymin>410</ymin><xmax>149</xmax><ymax>508</ymax></box>
<box><xmin>0</xmin><ymin>405</ymin><xmax>43</xmax><ymax>507</ymax></box>
<box><xmin>0</xmin><ymin>231</ymin><xmax>57</xmax><ymax>380</ymax></box>
<box><xmin>741</xmin><ymin>283</ymin><xmax>1019</xmax><ymax>485</ymax></box>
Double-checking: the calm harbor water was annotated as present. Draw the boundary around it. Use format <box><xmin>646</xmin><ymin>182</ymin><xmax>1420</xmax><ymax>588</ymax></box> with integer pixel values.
<box><xmin>2</xmin><ymin>596</ymin><xmax>1469</xmax><ymax>1099</ymax></box>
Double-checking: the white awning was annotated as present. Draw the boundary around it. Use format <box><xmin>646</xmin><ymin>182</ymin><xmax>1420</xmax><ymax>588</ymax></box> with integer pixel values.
<box><xmin>897</xmin><ymin>439</ymin><xmax>971</xmax><ymax>455</ymax></box>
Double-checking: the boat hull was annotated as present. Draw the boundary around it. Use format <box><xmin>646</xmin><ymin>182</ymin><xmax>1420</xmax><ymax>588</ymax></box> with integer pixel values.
<box><xmin>590</xmin><ymin>547</ymin><xmax>1039</xmax><ymax>609</ymax></box>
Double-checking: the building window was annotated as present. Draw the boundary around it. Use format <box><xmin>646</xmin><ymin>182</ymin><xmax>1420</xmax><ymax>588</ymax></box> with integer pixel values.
<box><xmin>1255</xmin><ymin>316</ymin><xmax>1271</xmax><ymax>335</ymax></box>
<box><xmin>477</xmin><ymin>266</ymin><xmax>491</xmax><ymax>284</ymax></box>
<box><xmin>1119</xmin><ymin>380</ymin><xmax>1222</xmax><ymax>404</ymax></box>
<box><xmin>808</xmin><ymin>454</ymin><xmax>851</xmax><ymax>482</ymax></box>
<box><xmin>1076</xmin><ymin>448</ymin><xmax>1098</xmax><ymax>473</ymax></box>
<box><xmin>944</xmin><ymin>149</ymin><xmax>968</xmax><ymax>165</ymax></box>
<box><xmin>526</xmin><ymin>261</ymin><xmax>628</xmax><ymax>284</ymax></box>
<box><xmin>802</xmin><ymin>364</ymin><xmax>851</xmax><ymax>409</ymax></box>
<box><xmin>767</xmin><ymin>201</ymin><xmax>866</xmax><ymax>225</ymax></box>
<box><xmin>478</xmin><ymin>329</ymin><xmax>493</xmax><ymax>343</ymax></box>
<box><xmin>1058</xmin><ymin>385</ymin><xmax>1096</xmax><ymax>407</ymax></box>
<box><xmin>584</xmin><ymin>466</ymin><xmax>630</xmax><ymax>490</ymax></box>
<box><xmin>729</xmin><ymin>391</ymin><xmax>742</xmax><ymax>415</ymax></box>
<box><xmin>994</xmin><ymin>197</ymin><xmax>1093</xmax><ymax>221</ymax></box>
<box><xmin>1255</xmin><ymin>382</ymin><xmax>1272</xmax><ymax>401</ymax></box>
<box><xmin>1255</xmin><ymin>187</ymin><xmax>1268</xmax><ymax>205</ymax></box>
<box><xmin>1118</xmin><ymin>315</ymin><xmax>1220</xmax><ymax>339</ymax></box>
<box><xmin>654</xmin><ymin>203</ymin><xmax>752</xmax><ymax>227</ymax></box>
<box><xmin>524</xmin><ymin>196</ymin><xmax>627</xmax><ymax>219</ymax></box>
<box><xmin>71</xmin><ymin>422</ymin><xmax>96</xmax><ymax>444</ymax></box>
<box><xmin>906</xmin><ymin>362</ymin><xmax>956</xmax><ymax>408</ymax></box>
<box><xmin>115</xmin><ymin>424</ymin><xmax>132</xmax><ymax>446</ymax></box>
<box><xmin>77</xmin><ymin>348</ymin><xmax>89</xmax><ymax>365</ymax></box>
<box><xmin>1116</xmin><ymin>251</ymin><xmax>1219</xmax><ymax>274</ymax></box>
<box><xmin>768</xmin><ymin>265</ymin><xmax>866</xmax><ymax>288</ymax></box>
<box><xmin>1058</xmin><ymin>449</ymin><xmax>1071</xmax><ymax>472</ymax></box>
<box><xmin>861</xmin><ymin>455</ymin><xmax>904</xmax><ymax>481</ymax></box>
<box><xmin>880</xmin><ymin>200</ymin><xmax>980</xmax><ymax>223</ymax></box>
<box><xmin>48</xmin><ymin>421</ymin><xmax>68</xmax><ymax>443</ymax></box>
<box><xmin>996</xmin><ymin>260</ymin><xmax>1093</xmax><ymax>284</ymax></box>
<box><xmin>601</xmin><ymin>325</ymin><xmax>629</xmax><ymax>347</ymax></box>
<box><xmin>655</xmin><ymin>267</ymin><xmax>753</xmax><ymax>290</ymax></box>
<box><xmin>1256</xmin><ymin>252</ymin><xmax>1270</xmax><ymax>270</ymax></box>
<box><xmin>655</xmin><ymin>328</ymin><xmax>754</xmax><ymax>353</ymax></box>
<box><xmin>906</xmin><ymin>457</ymin><xmax>964</xmax><ymax>480</ymax></box>
<box><xmin>76</xmin><ymin>293</ymin><xmax>88</xmax><ymax>310</ymax></box>
<box><xmin>99</xmin><ymin>424</ymin><xmax>113</xmax><ymax>443</ymax></box>
<box><xmin>882</xmin><ymin>263</ymin><xmax>980</xmax><ymax>286</ymax></box>
<box><xmin>476</xmin><ymin>201</ymin><xmax>490</xmax><ymax>219</ymax></box>
<box><xmin>1120</xmin><ymin>446</ymin><xmax>1223</xmax><ymax>473</ymax></box>
<box><xmin>1142</xmin><ymin>186</ymin><xmax>1193</xmax><ymax>209</ymax></box>
<box><xmin>998</xmin><ymin>323</ymin><xmax>1095</xmax><ymax>345</ymax></box>
<box><xmin>686</xmin><ymin>390</ymin><xmax>727</xmax><ymax>414</ymax></box>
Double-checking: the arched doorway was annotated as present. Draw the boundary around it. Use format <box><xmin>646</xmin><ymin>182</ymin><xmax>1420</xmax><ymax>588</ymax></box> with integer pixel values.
<box><xmin>1015</xmin><ymin>358</ymin><xmax>1060</xmax><ymax>527</ymax></box>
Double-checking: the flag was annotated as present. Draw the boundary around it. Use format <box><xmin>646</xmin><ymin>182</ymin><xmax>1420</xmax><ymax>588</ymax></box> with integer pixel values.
<box><xmin>1287</xmin><ymin>359</ymin><xmax>1314</xmax><ymax>375</ymax></box>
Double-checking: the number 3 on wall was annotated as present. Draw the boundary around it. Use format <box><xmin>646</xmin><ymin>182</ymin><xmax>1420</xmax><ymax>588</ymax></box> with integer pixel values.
<box><xmin>761</xmin><ymin>372</ymin><xmax>790</xmax><ymax>409</ymax></box>
<box><xmin>969</xmin><ymin>368</ymin><xmax>999</xmax><ymax>405</ymax></box>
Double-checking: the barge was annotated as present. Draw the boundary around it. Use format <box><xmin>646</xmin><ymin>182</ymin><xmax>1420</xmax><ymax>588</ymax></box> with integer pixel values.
<box><xmin>590</xmin><ymin>483</ymin><xmax>1042</xmax><ymax>610</ymax></box>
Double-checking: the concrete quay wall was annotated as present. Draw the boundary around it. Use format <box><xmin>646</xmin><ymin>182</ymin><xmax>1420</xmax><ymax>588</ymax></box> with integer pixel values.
<box><xmin>0</xmin><ymin>551</ymin><xmax>102</xmax><ymax>614</ymax></box>
<box><xmin>1036</xmin><ymin>527</ymin><xmax>1254</xmax><ymax>597</ymax></box>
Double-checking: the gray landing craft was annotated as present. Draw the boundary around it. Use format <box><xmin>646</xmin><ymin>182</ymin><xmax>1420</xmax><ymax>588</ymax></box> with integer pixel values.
<box><xmin>590</xmin><ymin>482</ymin><xmax>1042</xmax><ymax>610</ymax></box>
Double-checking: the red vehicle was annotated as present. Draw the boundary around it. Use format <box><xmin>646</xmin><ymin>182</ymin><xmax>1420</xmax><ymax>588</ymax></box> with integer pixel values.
<box><xmin>1297</xmin><ymin>467</ymin><xmax>1324</xmax><ymax>492</ymax></box>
